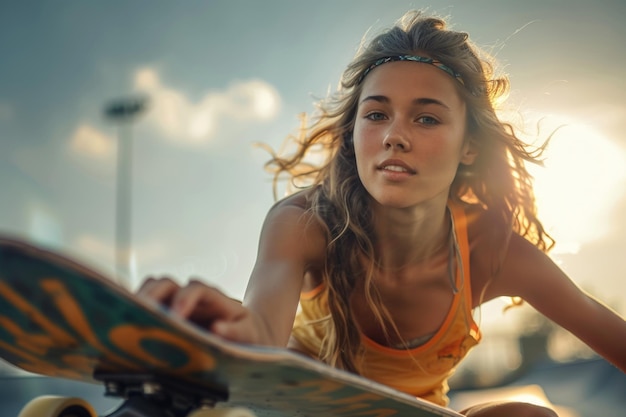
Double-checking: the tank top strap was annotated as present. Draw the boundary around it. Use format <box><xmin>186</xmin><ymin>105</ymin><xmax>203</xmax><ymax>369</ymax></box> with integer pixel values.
<box><xmin>448</xmin><ymin>200</ymin><xmax>480</xmax><ymax>340</ymax></box>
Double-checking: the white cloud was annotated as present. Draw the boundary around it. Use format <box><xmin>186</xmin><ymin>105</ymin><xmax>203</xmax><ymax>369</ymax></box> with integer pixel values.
<box><xmin>69</xmin><ymin>124</ymin><xmax>115</xmax><ymax>159</ymax></box>
<box><xmin>133</xmin><ymin>67</ymin><xmax>281</xmax><ymax>144</ymax></box>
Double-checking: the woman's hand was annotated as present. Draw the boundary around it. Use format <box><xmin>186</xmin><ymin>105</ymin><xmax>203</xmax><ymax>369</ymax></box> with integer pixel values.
<box><xmin>138</xmin><ymin>276</ymin><xmax>271</xmax><ymax>345</ymax></box>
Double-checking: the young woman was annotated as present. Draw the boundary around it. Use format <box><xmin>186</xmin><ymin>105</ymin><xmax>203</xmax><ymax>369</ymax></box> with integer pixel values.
<box><xmin>139</xmin><ymin>10</ymin><xmax>626</xmax><ymax>416</ymax></box>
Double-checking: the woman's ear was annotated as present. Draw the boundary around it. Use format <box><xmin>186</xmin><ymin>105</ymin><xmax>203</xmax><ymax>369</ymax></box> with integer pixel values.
<box><xmin>460</xmin><ymin>137</ymin><xmax>478</xmax><ymax>166</ymax></box>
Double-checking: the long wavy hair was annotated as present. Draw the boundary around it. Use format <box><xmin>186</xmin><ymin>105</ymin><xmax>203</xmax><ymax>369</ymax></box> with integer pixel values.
<box><xmin>263</xmin><ymin>10</ymin><xmax>554</xmax><ymax>373</ymax></box>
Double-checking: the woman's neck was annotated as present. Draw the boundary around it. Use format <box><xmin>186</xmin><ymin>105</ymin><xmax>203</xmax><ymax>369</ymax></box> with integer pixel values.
<box><xmin>370</xmin><ymin>199</ymin><xmax>451</xmax><ymax>269</ymax></box>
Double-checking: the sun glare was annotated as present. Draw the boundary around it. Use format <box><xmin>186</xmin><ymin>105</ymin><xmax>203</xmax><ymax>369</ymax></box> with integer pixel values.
<box><xmin>527</xmin><ymin>116</ymin><xmax>626</xmax><ymax>254</ymax></box>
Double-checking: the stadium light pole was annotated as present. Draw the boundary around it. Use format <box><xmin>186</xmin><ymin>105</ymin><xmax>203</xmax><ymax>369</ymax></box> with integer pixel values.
<box><xmin>104</xmin><ymin>96</ymin><xmax>148</xmax><ymax>288</ymax></box>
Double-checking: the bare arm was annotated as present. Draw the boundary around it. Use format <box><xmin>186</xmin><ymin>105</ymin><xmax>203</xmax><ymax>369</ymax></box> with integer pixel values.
<box><xmin>487</xmin><ymin>233</ymin><xmax>626</xmax><ymax>372</ymax></box>
<box><xmin>138</xmin><ymin>194</ymin><xmax>326</xmax><ymax>347</ymax></box>
<box><xmin>242</xmin><ymin>200</ymin><xmax>327</xmax><ymax>346</ymax></box>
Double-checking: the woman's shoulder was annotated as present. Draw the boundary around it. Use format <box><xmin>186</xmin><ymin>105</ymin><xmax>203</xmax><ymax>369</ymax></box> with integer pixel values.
<box><xmin>263</xmin><ymin>187</ymin><xmax>327</xmax><ymax>245</ymax></box>
<box><xmin>270</xmin><ymin>187</ymin><xmax>315</xmax><ymax>211</ymax></box>
<box><xmin>461</xmin><ymin>201</ymin><xmax>555</xmax><ymax>304</ymax></box>
<box><xmin>458</xmin><ymin>202</ymin><xmax>505</xmax><ymax>240</ymax></box>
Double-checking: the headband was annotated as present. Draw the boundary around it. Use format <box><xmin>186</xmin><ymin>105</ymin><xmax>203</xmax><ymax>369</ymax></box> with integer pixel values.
<box><xmin>357</xmin><ymin>55</ymin><xmax>464</xmax><ymax>86</ymax></box>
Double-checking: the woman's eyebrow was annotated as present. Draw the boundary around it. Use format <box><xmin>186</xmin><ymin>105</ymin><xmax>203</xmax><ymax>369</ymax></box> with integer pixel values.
<box><xmin>359</xmin><ymin>95</ymin><xmax>389</xmax><ymax>105</ymax></box>
<box><xmin>359</xmin><ymin>95</ymin><xmax>451</xmax><ymax>110</ymax></box>
<box><xmin>413</xmin><ymin>97</ymin><xmax>451</xmax><ymax>110</ymax></box>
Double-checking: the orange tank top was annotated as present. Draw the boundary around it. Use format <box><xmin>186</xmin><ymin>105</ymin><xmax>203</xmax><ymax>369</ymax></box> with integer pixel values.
<box><xmin>290</xmin><ymin>201</ymin><xmax>481</xmax><ymax>406</ymax></box>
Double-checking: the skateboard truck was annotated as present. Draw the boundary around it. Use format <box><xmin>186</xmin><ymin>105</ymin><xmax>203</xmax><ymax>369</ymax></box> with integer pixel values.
<box><xmin>94</xmin><ymin>372</ymin><xmax>229</xmax><ymax>417</ymax></box>
<box><xmin>17</xmin><ymin>374</ymin><xmax>255</xmax><ymax>417</ymax></box>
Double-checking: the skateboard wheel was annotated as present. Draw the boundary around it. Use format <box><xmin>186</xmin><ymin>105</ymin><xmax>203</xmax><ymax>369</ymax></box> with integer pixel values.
<box><xmin>189</xmin><ymin>407</ymin><xmax>257</xmax><ymax>417</ymax></box>
<box><xmin>17</xmin><ymin>395</ymin><xmax>97</xmax><ymax>417</ymax></box>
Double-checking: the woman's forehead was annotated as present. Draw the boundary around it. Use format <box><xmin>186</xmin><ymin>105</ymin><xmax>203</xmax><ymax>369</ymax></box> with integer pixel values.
<box><xmin>358</xmin><ymin>61</ymin><xmax>464</xmax><ymax>109</ymax></box>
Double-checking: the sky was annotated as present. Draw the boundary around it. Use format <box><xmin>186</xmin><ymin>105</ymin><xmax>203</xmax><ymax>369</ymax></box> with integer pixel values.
<box><xmin>1</xmin><ymin>0</ymin><xmax>625</xmax><ymax>338</ymax></box>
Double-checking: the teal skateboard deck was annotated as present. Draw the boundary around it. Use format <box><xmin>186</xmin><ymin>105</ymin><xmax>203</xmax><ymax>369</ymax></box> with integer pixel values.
<box><xmin>0</xmin><ymin>234</ymin><xmax>462</xmax><ymax>417</ymax></box>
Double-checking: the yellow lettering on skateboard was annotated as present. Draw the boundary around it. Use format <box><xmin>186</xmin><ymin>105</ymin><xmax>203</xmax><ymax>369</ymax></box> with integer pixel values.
<box><xmin>0</xmin><ymin>275</ymin><xmax>218</xmax><ymax>380</ymax></box>
<box><xmin>40</xmin><ymin>278</ymin><xmax>140</xmax><ymax>370</ymax></box>
<box><xmin>0</xmin><ymin>338</ymin><xmax>81</xmax><ymax>377</ymax></box>
<box><xmin>109</xmin><ymin>325</ymin><xmax>216</xmax><ymax>374</ymax></box>
<box><xmin>0</xmin><ymin>278</ymin><xmax>145</xmax><ymax>374</ymax></box>
<box><xmin>296</xmin><ymin>379</ymin><xmax>379</xmax><ymax>404</ymax></box>
<box><xmin>0</xmin><ymin>316</ymin><xmax>61</xmax><ymax>356</ymax></box>
<box><xmin>0</xmin><ymin>281</ymin><xmax>77</xmax><ymax>349</ymax></box>
<box><xmin>297</xmin><ymin>378</ymin><xmax>343</xmax><ymax>396</ymax></box>
<box><xmin>290</xmin><ymin>379</ymin><xmax>398</xmax><ymax>417</ymax></box>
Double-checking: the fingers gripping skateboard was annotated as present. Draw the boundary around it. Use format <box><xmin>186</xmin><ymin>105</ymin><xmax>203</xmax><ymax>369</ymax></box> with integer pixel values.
<box><xmin>18</xmin><ymin>396</ymin><xmax>97</xmax><ymax>417</ymax></box>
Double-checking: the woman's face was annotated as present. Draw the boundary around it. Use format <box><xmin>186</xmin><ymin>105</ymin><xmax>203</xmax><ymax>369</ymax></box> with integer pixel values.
<box><xmin>353</xmin><ymin>61</ymin><xmax>474</xmax><ymax>209</ymax></box>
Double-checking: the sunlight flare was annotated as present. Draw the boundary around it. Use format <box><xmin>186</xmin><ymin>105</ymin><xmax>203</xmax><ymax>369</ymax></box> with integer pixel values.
<box><xmin>527</xmin><ymin>116</ymin><xmax>626</xmax><ymax>253</ymax></box>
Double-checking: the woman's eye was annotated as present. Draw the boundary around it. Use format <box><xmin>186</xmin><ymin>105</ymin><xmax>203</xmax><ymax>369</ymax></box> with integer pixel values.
<box><xmin>365</xmin><ymin>112</ymin><xmax>386</xmax><ymax>121</ymax></box>
<box><xmin>417</xmin><ymin>116</ymin><xmax>439</xmax><ymax>125</ymax></box>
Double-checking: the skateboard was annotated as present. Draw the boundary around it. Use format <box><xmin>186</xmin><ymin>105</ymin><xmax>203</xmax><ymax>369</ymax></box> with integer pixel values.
<box><xmin>0</xmin><ymin>234</ymin><xmax>463</xmax><ymax>417</ymax></box>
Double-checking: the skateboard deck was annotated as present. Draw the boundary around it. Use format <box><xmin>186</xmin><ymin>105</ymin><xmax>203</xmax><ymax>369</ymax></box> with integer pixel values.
<box><xmin>0</xmin><ymin>234</ymin><xmax>462</xmax><ymax>417</ymax></box>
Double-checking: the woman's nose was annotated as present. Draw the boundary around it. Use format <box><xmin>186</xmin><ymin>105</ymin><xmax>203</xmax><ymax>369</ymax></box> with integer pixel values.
<box><xmin>382</xmin><ymin>122</ymin><xmax>411</xmax><ymax>151</ymax></box>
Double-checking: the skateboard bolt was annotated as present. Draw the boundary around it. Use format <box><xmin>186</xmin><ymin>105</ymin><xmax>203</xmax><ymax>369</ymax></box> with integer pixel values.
<box><xmin>106</xmin><ymin>382</ymin><xmax>120</xmax><ymax>395</ymax></box>
<box><xmin>199</xmin><ymin>399</ymin><xmax>216</xmax><ymax>409</ymax></box>
<box><xmin>142</xmin><ymin>382</ymin><xmax>161</xmax><ymax>395</ymax></box>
